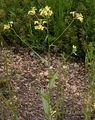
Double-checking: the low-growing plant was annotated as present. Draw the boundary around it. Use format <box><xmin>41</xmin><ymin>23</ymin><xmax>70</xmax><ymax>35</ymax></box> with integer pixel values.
<box><xmin>84</xmin><ymin>42</ymin><xmax>95</xmax><ymax>120</ymax></box>
<box><xmin>40</xmin><ymin>43</ymin><xmax>69</xmax><ymax>120</ymax></box>
<box><xmin>40</xmin><ymin>64</ymin><xmax>66</xmax><ymax>120</ymax></box>
<box><xmin>0</xmin><ymin>49</ymin><xmax>17</xmax><ymax>120</ymax></box>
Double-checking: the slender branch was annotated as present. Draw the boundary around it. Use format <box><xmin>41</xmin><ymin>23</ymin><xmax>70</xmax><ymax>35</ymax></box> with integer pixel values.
<box><xmin>11</xmin><ymin>28</ymin><xmax>48</xmax><ymax>64</ymax></box>
<box><xmin>50</xmin><ymin>19</ymin><xmax>75</xmax><ymax>47</ymax></box>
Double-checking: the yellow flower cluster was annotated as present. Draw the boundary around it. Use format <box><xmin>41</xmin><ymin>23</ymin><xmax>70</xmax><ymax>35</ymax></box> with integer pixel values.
<box><xmin>4</xmin><ymin>21</ymin><xmax>13</xmax><ymax>30</ymax></box>
<box><xmin>72</xmin><ymin>45</ymin><xmax>77</xmax><ymax>55</ymax></box>
<box><xmin>28</xmin><ymin>7</ymin><xmax>37</xmax><ymax>15</ymax></box>
<box><xmin>34</xmin><ymin>20</ymin><xmax>47</xmax><ymax>30</ymax></box>
<box><xmin>39</xmin><ymin>6</ymin><xmax>53</xmax><ymax>17</ymax></box>
<box><xmin>70</xmin><ymin>11</ymin><xmax>83</xmax><ymax>23</ymax></box>
<box><xmin>93</xmin><ymin>102</ymin><xmax>95</xmax><ymax>109</ymax></box>
<box><xmin>28</xmin><ymin>6</ymin><xmax>53</xmax><ymax>30</ymax></box>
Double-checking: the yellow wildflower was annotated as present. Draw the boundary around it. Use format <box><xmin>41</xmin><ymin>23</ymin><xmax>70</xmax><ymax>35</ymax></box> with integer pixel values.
<box><xmin>8</xmin><ymin>21</ymin><xmax>13</xmax><ymax>27</ymax></box>
<box><xmin>34</xmin><ymin>24</ymin><xmax>44</xmax><ymax>30</ymax></box>
<box><xmin>70</xmin><ymin>11</ymin><xmax>76</xmax><ymax>17</ymax></box>
<box><xmin>45</xmin><ymin>6</ymin><xmax>51</xmax><ymax>11</ymax></box>
<box><xmin>70</xmin><ymin>11</ymin><xmax>83</xmax><ymax>22</ymax></box>
<box><xmin>42</xmin><ymin>21</ymin><xmax>47</xmax><ymax>24</ymax></box>
<box><xmin>72</xmin><ymin>45</ymin><xmax>77</xmax><ymax>49</ymax></box>
<box><xmin>4</xmin><ymin>24</ymin><xmax>11</xmax><ymax>30</ymax></box>
<box><xmin>3</xmin><ymin>21</ymin><xmax>13</xmax><ymax>30</ymax></box>
<box><xmin>93</xmin><ymin>102</ymin><xmax>95</xmax><ymax>109</ymax></box>
<box><xmin>34</xmin><ymin>20</ymin><xmax>47</xmax><ymax>31</ymax></box>
<box><xmin>39</xmin><ymin>6</ymin><xmax>53</xmax><ymax>17</ymax></box>
<box><xmin>72</xmin><ymin>45</ymin><xmax>77</xmax><ymax>55</ymax></box>
<box><xmin>75</xmin><ymin>13</ymin><xmax>83</xmax><ymax>23</ymax></box>
<box><xmin>28</xmin><ymin>7</ymin><xmax>37</xmax><ymax>15</ymax></box>
<box><xmin>34</xmin><ymin>21</ymin><xmax>39</xmax><ymax>25</ymax></box>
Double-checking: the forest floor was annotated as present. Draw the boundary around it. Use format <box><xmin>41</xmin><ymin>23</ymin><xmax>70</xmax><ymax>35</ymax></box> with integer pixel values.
<box><xmin>0</xmin><ymin>48</ymin><xmax>89</xmax><ymax>120</ymax></box>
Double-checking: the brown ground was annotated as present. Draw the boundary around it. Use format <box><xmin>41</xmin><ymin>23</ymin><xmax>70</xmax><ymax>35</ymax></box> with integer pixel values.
<box><xmin>0</xmin><ymin>48</ymin><xmax>88</xmax><ymax>120</ymax></box>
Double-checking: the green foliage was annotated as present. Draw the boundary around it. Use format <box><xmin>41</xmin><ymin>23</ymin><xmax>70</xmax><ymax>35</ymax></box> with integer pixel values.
<box><xmin>40</xmin><ymin>68</ymin><xmax>58</xmax><ymax>120</ymax></box>
<box><xmin>40</xmin><ymin>64</ymin><xmax>66</xmax><ymax>120</ymax></box>
<box><xmin>84</xmin><ymin>42</ymin><xmax>95</xmax><ymax>120</ymax></box>
<box><xmin>0</xmin><ymin>0</ymin><xmax>95</xmax><ymax>57</ymax></box>
<box><xmin>40</xmin><ymin>89</ymin><xmax>51</xmax><ymax>120</ymax></box>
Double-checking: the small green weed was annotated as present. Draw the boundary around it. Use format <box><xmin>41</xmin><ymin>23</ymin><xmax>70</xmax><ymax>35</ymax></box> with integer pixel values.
<box><xmin>0</xmin><ymin>49</ymin><xmax>17</xmax><ymax>120</ymax></box>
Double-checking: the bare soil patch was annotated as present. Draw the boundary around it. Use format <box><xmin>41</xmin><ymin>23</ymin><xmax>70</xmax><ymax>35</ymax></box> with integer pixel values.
<box><xmin>0</xmin><ymin>48</ymin><xmax>86</xmax><ymax>120</ymax></box>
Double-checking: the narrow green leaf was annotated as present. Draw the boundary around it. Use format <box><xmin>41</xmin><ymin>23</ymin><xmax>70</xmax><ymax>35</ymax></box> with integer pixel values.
<box><xmin>49</xmin><ymin>71</ymin><xmax>58</xmax><ymax>89</ymax></box>
<box><xmin>41</xmin><ymin>89</ymin><xmax>51</xmax><ymax>118</ymax></box>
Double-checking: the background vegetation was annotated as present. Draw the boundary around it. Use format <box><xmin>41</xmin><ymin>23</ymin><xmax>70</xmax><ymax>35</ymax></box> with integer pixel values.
<box><xmin>0</xmin><ymin>0</ymin><xmax>95</xmax><ymax>58</ymax></box>
<box><xmin>1</xmin><ymin>0</ymin><xmax>95</xmax><ymax>120</ymax></box>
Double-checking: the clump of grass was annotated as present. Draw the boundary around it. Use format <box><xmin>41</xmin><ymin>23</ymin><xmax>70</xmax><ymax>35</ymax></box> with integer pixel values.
<box><xmin>0</xmin><ymin>49</ymin><xmax>17</xmax><ymax>120</ymax></box>
<box><xmin>40</xmin><ymin>50</ymin><xmax>68</xmax><ymax>120</ymax></box>
<box><xmin>84</xmin><ymin>42</ymin><xmax>95</xmax><ymax>120</ymax></box>
<box><xmin>40</xmin><ymin>65</ymin><xmax>59</xmax><ymax>120</ymax></box>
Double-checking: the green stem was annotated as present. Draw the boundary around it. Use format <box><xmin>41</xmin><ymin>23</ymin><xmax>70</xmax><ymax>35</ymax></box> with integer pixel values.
<box><xmin>11</xmin><ymin>28</ymin><xmax>48</xmax><ymax>64</ymax></box>
<box><xmin>50</xmin><ymin>19</ymin><xmax>75</xmax><ymax>47</ymax></box>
